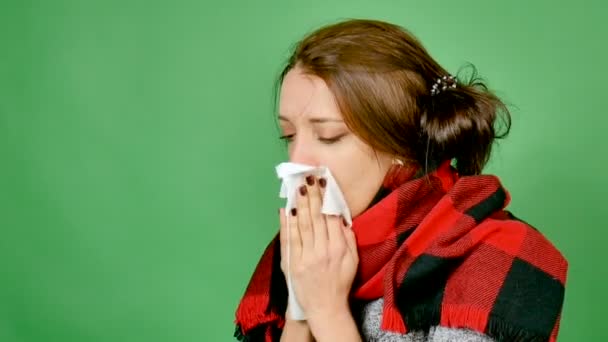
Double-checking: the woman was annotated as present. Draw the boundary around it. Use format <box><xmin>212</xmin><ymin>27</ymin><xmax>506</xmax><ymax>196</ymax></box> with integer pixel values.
<box><xmin>234</xmin><ymin>19</ymin><xmax>568</xmax><ymax>342</ymax></box>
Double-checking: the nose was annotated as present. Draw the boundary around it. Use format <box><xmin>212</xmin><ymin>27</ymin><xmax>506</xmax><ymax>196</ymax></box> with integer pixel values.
<box><xmin>289</xmin><ymin>136</ymin><xmax>316</xmax><ymax>165</ymax></box>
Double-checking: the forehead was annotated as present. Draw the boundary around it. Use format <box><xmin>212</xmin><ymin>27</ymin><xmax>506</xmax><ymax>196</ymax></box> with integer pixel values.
<box><xmin>279</xmin><ymin>68</ymin><xmax>342</xmax><ymax>120</ymax></box>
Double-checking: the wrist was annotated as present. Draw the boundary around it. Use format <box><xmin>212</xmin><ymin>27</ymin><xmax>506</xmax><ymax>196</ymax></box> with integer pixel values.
<box><xmin>307</xmin><ymin>305</ymin><xmax>360</xmax><ymax>342</ymax></box>
<box><xmin>281</xmin><ymin>319</ymin><xmax>313</xmax><ymax>342</ymax></box>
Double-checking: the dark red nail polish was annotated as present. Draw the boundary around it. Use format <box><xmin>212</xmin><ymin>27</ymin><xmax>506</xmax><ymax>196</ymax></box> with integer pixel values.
<box><xmin>291</xmin><ymin>208</ymin><xmax>297</xmax><ymax>216</ymax></box>
<box><xmin>319</xmin><ymin>178</ymin><xmax>327</xmax><ymax>188</ymax></box>
<box><xmin>299</xmin><ymin>185</ymin><xmax>307</xmax><ymax>196</ymax></box>
<box><xmin>305</xmin><ymin>175</ymin><xmax>315</xmax><ymax>186</ymax></box>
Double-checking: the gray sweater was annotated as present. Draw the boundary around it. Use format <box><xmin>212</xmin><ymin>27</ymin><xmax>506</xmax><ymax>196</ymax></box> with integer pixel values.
<box><xmin>359</xmin><ymin>298</ymin><xmax>495</xmax><ymax>342</ymax></box>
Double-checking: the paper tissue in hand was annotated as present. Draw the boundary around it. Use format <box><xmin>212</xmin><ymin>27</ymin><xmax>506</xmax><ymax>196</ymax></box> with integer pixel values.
<box><xmin>275</xmin><ymin>162</ymin><xmax>352</xmax><ymax>320</ymax></box>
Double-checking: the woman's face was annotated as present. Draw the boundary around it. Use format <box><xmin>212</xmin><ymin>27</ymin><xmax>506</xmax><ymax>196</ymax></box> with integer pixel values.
<box><xmin>278</xmin><ymin>67</ymin><xmax>393</xmax><ymax>217</ymax></box>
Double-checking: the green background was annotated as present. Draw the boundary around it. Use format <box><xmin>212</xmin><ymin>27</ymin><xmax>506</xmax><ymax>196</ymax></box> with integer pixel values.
<box><xmin>1</xmin><ymin>0</ymin><xmax>605</xmax><ymax>341</ymax></box>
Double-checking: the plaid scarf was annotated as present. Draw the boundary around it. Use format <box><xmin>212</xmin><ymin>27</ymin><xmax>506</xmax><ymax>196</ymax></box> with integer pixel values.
<box><xmin>234</xmin><ymin>162</ymin><xmax>568</xmax><ymax>341</ymax></box>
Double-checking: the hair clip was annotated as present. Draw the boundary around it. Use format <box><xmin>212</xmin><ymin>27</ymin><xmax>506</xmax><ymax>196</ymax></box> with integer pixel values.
<box><xmin>430</xmin><ymin>75</ymin><xmax>457</xmax><ymax>96</ymax></box>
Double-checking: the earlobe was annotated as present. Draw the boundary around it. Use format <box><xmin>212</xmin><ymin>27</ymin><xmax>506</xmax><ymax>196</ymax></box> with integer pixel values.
<box><xmin>382</xmin><ymin>159</ymin><xmax>417</xmax><ymax>190</ymax></box>
<box><xmin>391</xmin><ymin>158</ymin><xmax>404</xmax><ymax>166</ymax></box>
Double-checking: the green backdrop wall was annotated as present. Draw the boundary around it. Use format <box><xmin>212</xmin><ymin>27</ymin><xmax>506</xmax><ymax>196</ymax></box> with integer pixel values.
<box><xmin>1</xmin><ymin>0</ymin><xmax>605</xmax><ymax>341</ymax></box>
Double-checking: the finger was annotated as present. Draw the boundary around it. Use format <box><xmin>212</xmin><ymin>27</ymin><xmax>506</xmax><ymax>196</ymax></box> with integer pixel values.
<box><xmin>326</xmin><ymin>214</ymin><xmax>346</xmax><ymax>249</ymax></box>
<box><xmin>279</xmin><ymin>208</ymin><xmax>287</xmax><ymax>269</ymax></box>
<box><xmin>297</xmin><ymin>181</ymin><xmax>314</xmax><ymax>254</ymax></box>
<box><xmin>306</xmin><ymin>175</ymin><xmax>327</xmax><ymax>252</ymax></box>
<box><xmin>318</xmin><ymin>177</ymin><xmax>327</xmax><ymax>196</ymax></box>
<box><xmin>343</xmin><ymin>222</ymin><xmax>359</xmax><ymax>263</ymax></box>
<box><xmin>289</xmin><ymin>206</ymin><xmax>302</xmax><ymax>260</ymax></box>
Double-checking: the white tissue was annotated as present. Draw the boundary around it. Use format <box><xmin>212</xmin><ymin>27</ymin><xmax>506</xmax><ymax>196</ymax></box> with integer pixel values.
<box><xmin>275</xmin><ymin>162</ymin><xmax>352</xmax><ymax>320</ymax></box>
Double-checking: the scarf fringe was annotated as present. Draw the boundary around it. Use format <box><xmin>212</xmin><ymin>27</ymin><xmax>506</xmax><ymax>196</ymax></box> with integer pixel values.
<box><xmin>234</xmin><ymin>325</ymin><xmax>247</xmax><ymax>341</ymax></box>
<box><xmin>383</xmin><ymin>304</ymin><xmax>552</xmax><ymax>342</ymax></box>
<box><xmin>380</xmin><ymin>306</ymin><xmax>407</xmax><ymax>333</ymax></box>
<box><xmin>234</xmin><ymin>311</ymin><xmax>283</xmax><ymax>342</ymax></box>
<box><xmin>440</xmin><ymin>304</ymin><xmax>551</xmax><ymax>342</ymax></box>
<box><xmin>234</xmin><ymin>324</ymin><xmax>277</xmax><ymax>342</ymax></box>
<box><xmin>440</xmin><ymin>305</ymin><xmax>488</xmax><ymax>332</ymax></box>
<box><xmin>235</xmin><ymin>295</ymin><xmax>271</xmax><ymax>332</ymax></box>
<box><xmin>235</xmin><ymin>295</ymin><xmax>284</xmax><ymax>341</ymax></box>
<box><xmin>485</xmin><ymin>318</ymin><xmax>549</xmax><ymax>342</ymax></box>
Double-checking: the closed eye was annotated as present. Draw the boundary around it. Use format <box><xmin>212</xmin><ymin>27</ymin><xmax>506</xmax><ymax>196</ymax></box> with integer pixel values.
<box><xmin>279</xmin><ymin>134</ymin><xmax>294</xmax><ymax>142</ymax></box>
<box><xmin>319</xmin><ymin>133</ymin><xmax>347</xmax><ymax>144</ymax></box>
<box><xmin>279</xmin><ymin>133</ymin><xmax>347</xmax><ymax>144</ymax></box>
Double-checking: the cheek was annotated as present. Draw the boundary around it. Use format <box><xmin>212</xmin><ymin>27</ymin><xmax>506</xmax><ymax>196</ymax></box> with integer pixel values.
<box><xmin>339</xmin><ymin>166</ymin><xmax>383</xmax><ymax>217</ymax></box>
<box><xmin>319</xmin><ymin>146</ymin><xmax>389</xmax><ymax>217</ymax></box>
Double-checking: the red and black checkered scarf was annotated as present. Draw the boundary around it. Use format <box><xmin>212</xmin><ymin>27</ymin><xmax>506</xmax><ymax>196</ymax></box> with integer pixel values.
<box><xmin>234</xmin><ymin>162</ymin><xmax>568</xmax><ymax>341</ymax></box>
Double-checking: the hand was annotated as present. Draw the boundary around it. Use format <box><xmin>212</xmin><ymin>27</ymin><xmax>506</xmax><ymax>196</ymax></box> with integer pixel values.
<box><xmin>279</xmin><ymin>175</ymin><xmax>359</xmax><ymax>324</ymax></box>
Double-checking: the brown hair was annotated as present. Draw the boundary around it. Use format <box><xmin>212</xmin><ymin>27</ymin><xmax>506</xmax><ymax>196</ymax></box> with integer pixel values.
<box><xmin>275</xmin><ymin>19</ymin><xmax>511</xmax><ymax>176</ymax></box>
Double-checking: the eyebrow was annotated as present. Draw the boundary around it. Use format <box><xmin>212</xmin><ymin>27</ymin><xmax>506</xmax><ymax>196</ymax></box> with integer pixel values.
<box><xmin>278</xmin><ymin>115</ymin><xmax>343</xmax><ymax>123</ymax></box>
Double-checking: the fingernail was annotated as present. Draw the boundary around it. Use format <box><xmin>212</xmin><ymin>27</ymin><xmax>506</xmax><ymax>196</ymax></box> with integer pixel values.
<box><xmin>291</xmin><ymin>208</ymin><xmax>297</xmax><ymax>216</ymax></box>
<box><xmin>319</xmin><ymin>178</ymin><xmax>327</xmax><ymax>188</ymax></box>
<box><xmin>299</xmin><ymin>185</ymin><xmax>307</xmax><ymax>196</ymax></box>
<box><xmin>305</xmin><ymin>175</ymin><xmax>315</xmax><ymax>186</ymax></box>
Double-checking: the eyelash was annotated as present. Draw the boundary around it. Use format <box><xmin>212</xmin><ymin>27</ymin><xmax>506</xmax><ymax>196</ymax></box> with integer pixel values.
<box><xmin>279</xmin><ymin>134</ymin><xmax>345</xmax><ymax>145</ymax></box>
